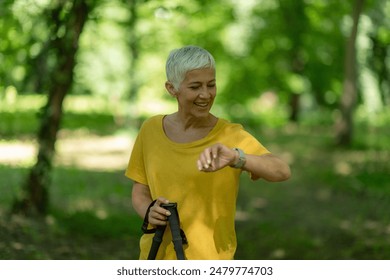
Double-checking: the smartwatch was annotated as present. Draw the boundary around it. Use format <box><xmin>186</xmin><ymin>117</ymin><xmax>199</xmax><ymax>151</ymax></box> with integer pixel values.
<box><xmin>232</xmin><ymin>148</ymin><xmax>246</xmax><ymax>169</ymax></box>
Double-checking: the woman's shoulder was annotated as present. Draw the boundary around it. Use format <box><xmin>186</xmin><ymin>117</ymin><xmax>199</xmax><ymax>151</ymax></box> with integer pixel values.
<box><xmin>217</xmin><ymin>118</ymin><xmax>244</xmax><ymax>131</ymax></box>
<box><xmin>140</xmin><ymin>115</ymin><xmax>164</xmax><ymax>129</ymax></box>
<box><xmin>215</xmin><ymin>118</ymin><xmax>261</xmax><ymax>147</ymax></box>
<box><xmin>209</xmin><ymin>118</ymin><xmax>247</xmax><ymax>139</ymax></box>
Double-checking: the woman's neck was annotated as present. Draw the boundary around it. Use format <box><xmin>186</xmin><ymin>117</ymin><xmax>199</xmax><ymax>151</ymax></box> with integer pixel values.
<box><xmin>173</xmin><ymin>112</ymin><xmax>216</xmax><ymax>131</ymax></box>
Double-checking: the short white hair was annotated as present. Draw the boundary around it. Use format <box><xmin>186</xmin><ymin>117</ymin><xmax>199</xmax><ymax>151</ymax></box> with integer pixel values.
<box><xmin>166</xmin><ymin>45</ymin><xmax>215</xmax><ymax>90</ymax></box>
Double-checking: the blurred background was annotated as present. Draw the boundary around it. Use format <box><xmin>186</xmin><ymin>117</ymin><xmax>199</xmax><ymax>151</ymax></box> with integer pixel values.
<box><xmin>0</xmin><ymin>0</ymin><xmax>389</xmax><ymax>259</ymax></box>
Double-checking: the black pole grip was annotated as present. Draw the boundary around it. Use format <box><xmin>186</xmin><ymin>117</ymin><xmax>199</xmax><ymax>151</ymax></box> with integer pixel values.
<box><xmin>147</xmin><ymin>225</ymin><xmax>166</xmax><ymax>260</ymax></box>
<box><xmin>161</xmin><ymin>203</ymin><xmax>186</xmax><ymax>260</ymax></box>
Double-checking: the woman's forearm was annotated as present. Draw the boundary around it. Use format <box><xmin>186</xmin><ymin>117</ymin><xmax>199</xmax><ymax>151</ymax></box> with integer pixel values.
<box><xmin>242</xmin><ymin>153</ymin><xmax>291</xmax><ymax>182</ymax></box>
<box><xmin>131</xmin><ymin>182</ymin><xmax>153</xmax><ymax>219</ymax></box>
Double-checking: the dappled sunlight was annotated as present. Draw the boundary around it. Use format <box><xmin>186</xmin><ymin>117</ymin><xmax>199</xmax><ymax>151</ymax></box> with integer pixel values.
<box><xmin>333</xmin><ymin>149</ymin><xmax>390</xmax><ymax>177</ymax></box>
<box><xmin>235</xmin><ymin>197</ymin><xmax>268</xmax><ymax>222</ymax></box>
<box><xmin>70</xmin><ymin>198</ymin><xmax>95</xmax><ymax>212</ymax></box>
<box><xmin>249</xmin><ymin>91</ymin><xmax>279</xmax><ymax>113</ymax></box>
<box><xmin>55</xmin><ymin>133</ymin><xmax>133</xmax><ymax>171</ymax></box>
<box><xmin>0</xmin><ymin>133</ymin><xmax>134</xmax><ymax>172</ymax></box>
<box><xmin>62</xmin><ymin>197</ymin><xmax>110</xmax><ymax>220</ymax></box>
<box><xmin>0</xmin><ymin>141</ymin><xmax>36</xmax><ymax>166</ymax></box>
<box><xmin>250</xmin><ymin>197</ymin><xmax>268</xmax><ymax>209</ymax></box>
<box><xmin>270</xmin><ymin>248</ymin><xmax>286</xmax><ymax>259</ymax></box>
<box><xmin>65</xmin><ymin>198</ymin><xmax>109</xmax><ymax>219</ymax></box>
<box><xmin>335</xmin><ymin>161</ymin><xmax>353</xmax><ymax>176</ymax></box>
<box><xmin>339</xmin><ymin>218</ymin><xmax>390</xmax><ymax>245</ymax></box>
<box><xmin>95</xmin><ymin>209</ymin><xmax>108</xmax><ymax>220</ymax></box>
<box><xmin>235</xmin><ymin>210</ymin><xmax>250</xmax><ymax>222</ymax></box>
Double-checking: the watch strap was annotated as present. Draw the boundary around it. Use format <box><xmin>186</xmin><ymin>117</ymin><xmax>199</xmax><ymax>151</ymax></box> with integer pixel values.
<box><xmin>232</xmin><ymin>148</ymin><xmax>246</xmax><ymax>169</ymax></box>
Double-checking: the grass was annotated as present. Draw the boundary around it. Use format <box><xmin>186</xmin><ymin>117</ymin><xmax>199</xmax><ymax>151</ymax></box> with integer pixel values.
<box><xmin>0</xmin><ymin>165</ymin><xmax>142</xmax><ymax>260</ymax></box>
<box><xmin>235</xmin><ymin>123</ymin><xmax>390</xmax><ymax>259</ymax></box>
<box><xmin>1</xmin><ymin>94</ymin><xmax>390</xmax><ymax>259</ymax></box>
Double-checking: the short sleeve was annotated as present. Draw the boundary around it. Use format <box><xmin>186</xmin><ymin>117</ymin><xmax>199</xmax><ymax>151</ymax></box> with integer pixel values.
<box><xmin>231</xmin><ymin>125</ymin><xmax>271</xmax><ymax>180</ymax></box>
<box><xmin>125</xmin><ymin>126</ymin><xmax>148</xmax><ymax>185</ymax></box>
<box><xmin>236</xmin><ymin>128</ymin><xmax>270</xmax><ymax>156</ymax></box>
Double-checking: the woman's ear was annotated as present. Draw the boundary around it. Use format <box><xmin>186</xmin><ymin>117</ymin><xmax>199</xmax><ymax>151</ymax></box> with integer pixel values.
<box><xmin>165</xmin><ymin>81</ymin><xmax>177</xmax><ymax>97</ymax></box>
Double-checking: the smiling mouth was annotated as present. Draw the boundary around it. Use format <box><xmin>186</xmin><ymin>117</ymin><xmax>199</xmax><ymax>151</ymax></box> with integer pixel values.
<box><xmin>194</xmin><ymin>102</ymin><xmax>209</xmax><ymax>108</ymax></box>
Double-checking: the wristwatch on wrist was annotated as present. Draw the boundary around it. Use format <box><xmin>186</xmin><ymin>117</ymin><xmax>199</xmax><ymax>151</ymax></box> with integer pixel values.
<box><xmin>232</xmin><ymin>148</ymin><xmax>246</xmax><ymax>169</ymax></box>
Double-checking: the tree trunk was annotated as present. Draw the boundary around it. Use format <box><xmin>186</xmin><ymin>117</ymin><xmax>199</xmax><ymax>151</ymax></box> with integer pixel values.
<box><xmin>127</xmin><ymin>0</ymin><xmax>140</xmax><ymax>101</ymax></box>
<box><xmin>289</xmin><ymin>93</ymin><xmax>300</xmax><ymax>122</ymax></box>
<box><xmin>335</xmin><ymin>0</ymin><xmax>365</xmax><ymax>147</ymax></box>
<box><xmin>278</xmin><ymin>0</ymin><xmax>307</xmax><ymax>122</ymax></box>
<box><xmin>370</xmin><ymin>35</ymin><xmax>389</xmax><ymax>106</ymax></box>
<box><xmin>12</xmin><ymin>0</ymin><xmax>89</xmax><ymax>216</ymax></box>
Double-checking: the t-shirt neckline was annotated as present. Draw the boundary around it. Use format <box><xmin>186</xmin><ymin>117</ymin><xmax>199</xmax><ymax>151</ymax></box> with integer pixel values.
<box><xmin>159</xmin><ymin>114</ymin><xmax>224</xmax><ymax>147</ymax></box>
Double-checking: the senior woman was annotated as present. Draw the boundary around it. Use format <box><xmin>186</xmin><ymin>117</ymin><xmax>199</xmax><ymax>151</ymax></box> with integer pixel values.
<box><xmin>126</xmin><ymin>45</ymin><xmax>291</xmax><ymax>260</ymax></box>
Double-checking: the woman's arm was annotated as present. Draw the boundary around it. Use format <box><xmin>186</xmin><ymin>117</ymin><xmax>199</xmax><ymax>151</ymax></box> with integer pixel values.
<box><xmin>242</xmin><ymin>153</ymin><xmax>291</xmax><ymax>181</ymax></box>
<box><xmin>197</xmin><ymin>143</ymin><xmax>291</xmax><ymax>182</ymax></box>
<box><xmin>132</xmin><ymin>181</ymin><xmax>171</xmax><ymax>226</ymax></box>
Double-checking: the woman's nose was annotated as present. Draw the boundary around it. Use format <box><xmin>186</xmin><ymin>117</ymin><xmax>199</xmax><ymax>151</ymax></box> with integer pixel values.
<box><xmin>199</xmin><ymin>86</ymin><xmax>211</xmax><ymax>98</ymax></box>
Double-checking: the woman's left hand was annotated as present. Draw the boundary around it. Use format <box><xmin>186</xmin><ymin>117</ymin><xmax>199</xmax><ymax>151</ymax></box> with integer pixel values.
<box><xmin>197</xmin><ymin>143</ymin><xmax>237</xmax><ymax>172</ymax></box>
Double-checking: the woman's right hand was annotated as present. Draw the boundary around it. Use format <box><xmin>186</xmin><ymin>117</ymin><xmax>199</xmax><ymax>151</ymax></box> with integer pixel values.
<box><xmin>148</xmin><ymin>196</ymin><xmax>171</xmax><ymax>226</ymax></box>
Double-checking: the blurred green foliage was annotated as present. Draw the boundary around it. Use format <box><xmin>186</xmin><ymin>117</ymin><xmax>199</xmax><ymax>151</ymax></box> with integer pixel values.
<box><xmin>1</xmin><ymin>0</ymin><xmax>390</xmax><ymax>260</ymax></box>
<box><xmin>1</xmin><ymin>0</ymin><xmax>389</xmax><ymax>119</ymax></box>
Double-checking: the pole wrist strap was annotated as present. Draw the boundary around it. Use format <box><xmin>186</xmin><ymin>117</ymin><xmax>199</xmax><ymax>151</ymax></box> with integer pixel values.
<box><xmin>142</xmin><ymin>200</ymin><xmax>157</xmax><ymax>234</ymax></box>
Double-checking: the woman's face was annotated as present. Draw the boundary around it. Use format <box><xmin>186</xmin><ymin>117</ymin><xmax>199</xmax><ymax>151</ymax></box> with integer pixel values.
<box><xmin>174</xmin><ymin>68</ymin><xmax>216</xmax><ymax>118</ymax></box>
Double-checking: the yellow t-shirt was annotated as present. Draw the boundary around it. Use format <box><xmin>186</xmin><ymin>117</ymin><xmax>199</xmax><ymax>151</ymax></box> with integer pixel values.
<box><xmin>125</xmin><ymin>115</ymin><xmax>270</xmax><ymax>260</ymax></box>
